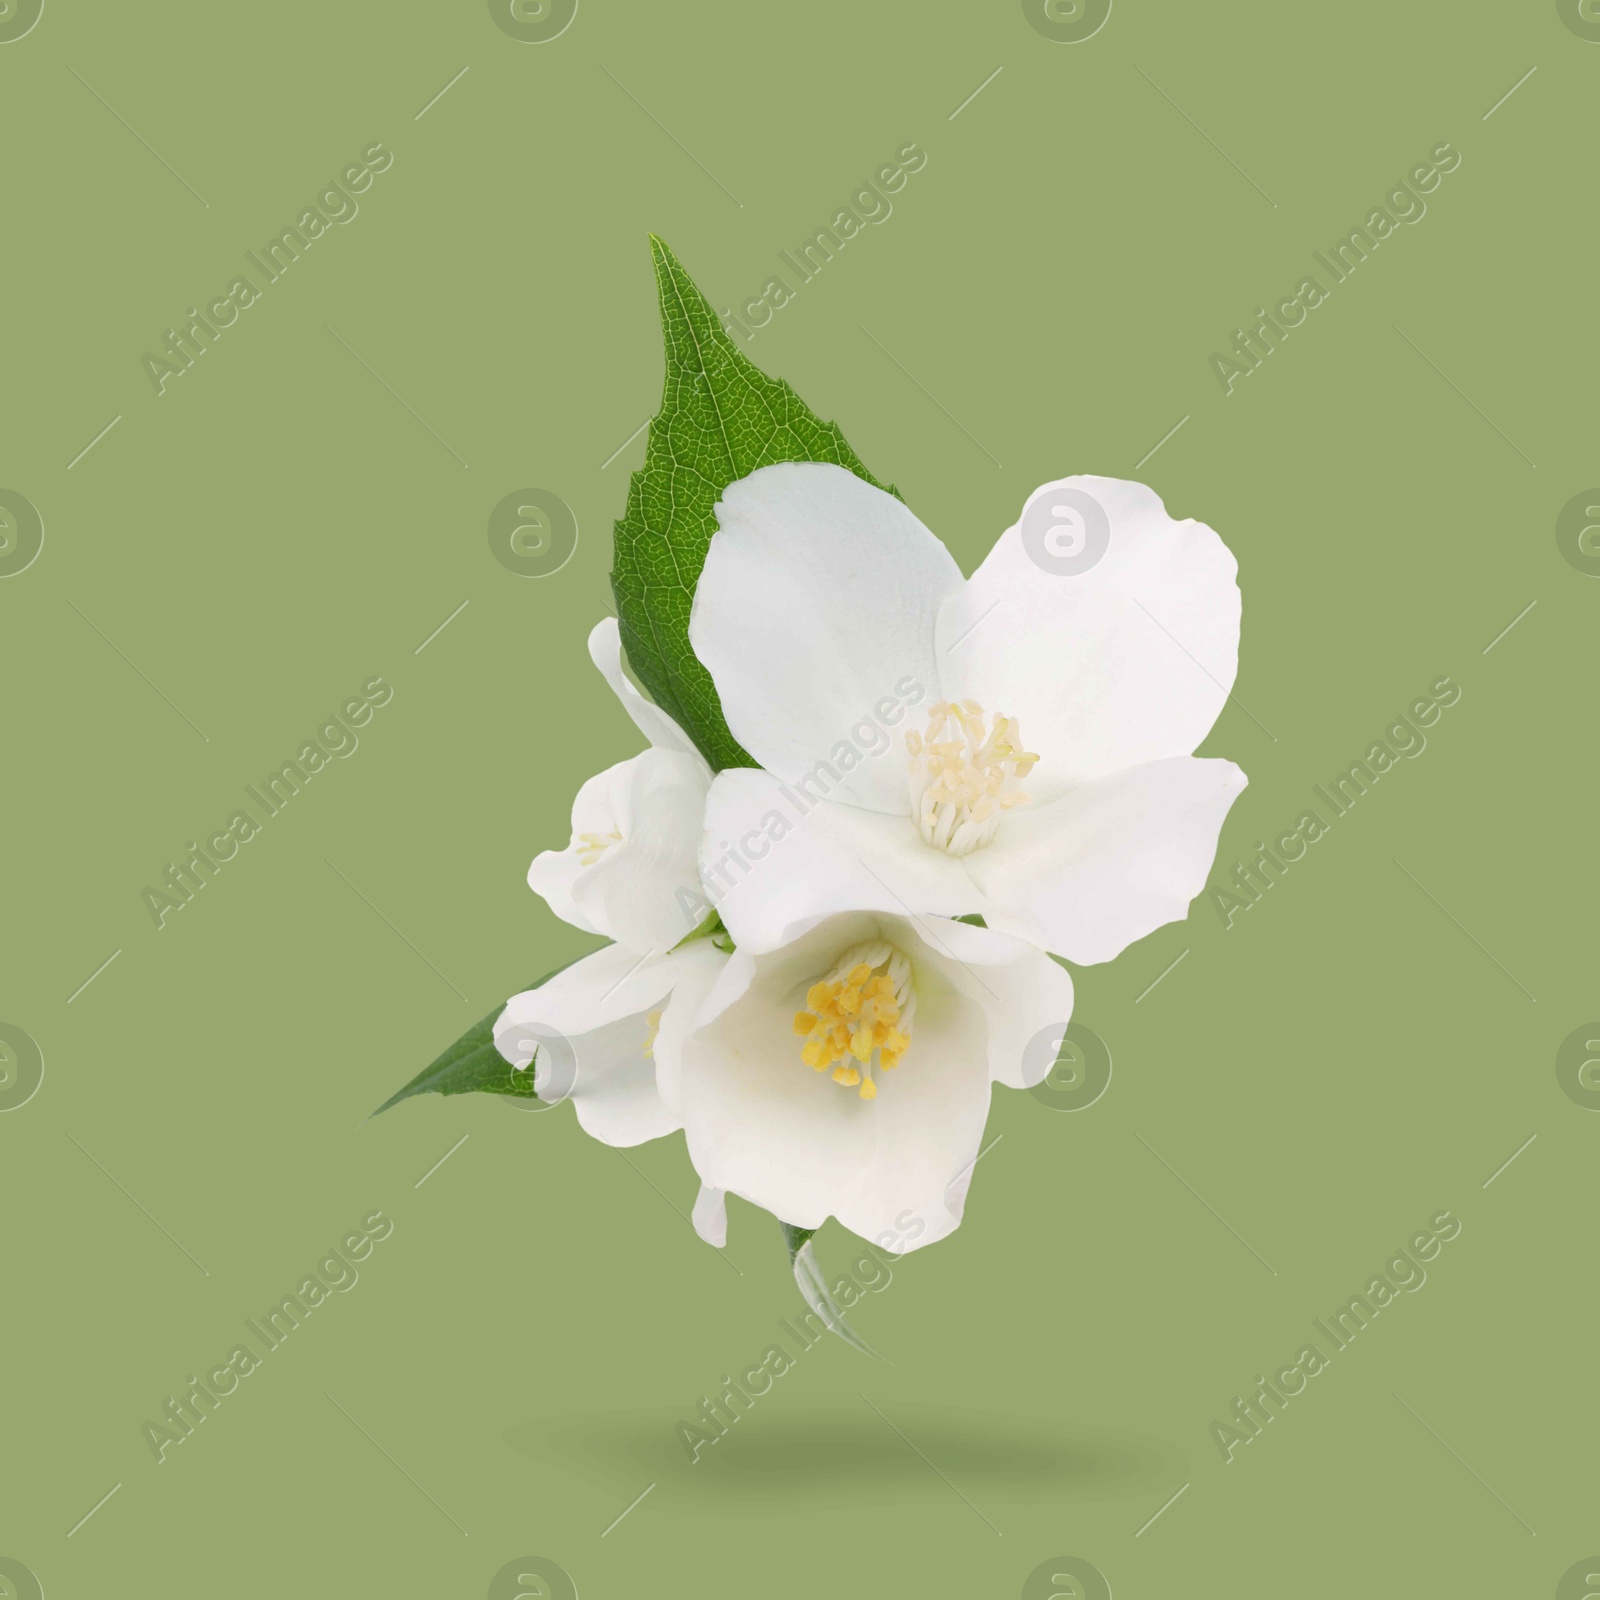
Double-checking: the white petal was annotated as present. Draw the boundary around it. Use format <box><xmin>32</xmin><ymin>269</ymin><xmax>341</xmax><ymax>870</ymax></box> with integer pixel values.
<box><xmin>692</xmin><ymin>1184</ymin><xmax>728</xmax><ymax>1248</ymax></box>
<box><xmin>938</xmin><ymin>476</ymin><xmax>1241</xmax><ymax>798</ymax></box>
<box><xmin>493</xmin><ymin>945</ymin><xmax>686</xmax><ymax>1148</ymax></box>
<box><xmin>526</xmin><ymin>762</ymin><xmax>628</xmax><ymax>936</ymax></box>
<box><xmin>829</xmin><ymin>915</ymin><xmax>1073</xmax><ymax>1247</ymax></box>
<box><xmin>574</xmin><ymin>749</ymin><xmax>709</xmax><ymax>953</ymax></box>
<box><xmin>497</xmin><ymin>944</ymin><xmax>677</xmax><ymax>1039</ymax></box>
<box><xmin>549</xmin><ymin>1013</ymin><xmax>676</xmax><ymax>1147</ymax></box>
<box><xmin>675</xmin><ymin>913</ymin><xmax>892</xmax><ymax>1230</ymax></box>
<box><xmin>831</xmin><ymin>976</ymin><xmax>993</xmax><ymax>1252</ymax></box>
<box><xmin>529</xmin><ymin>751</ymin><xmax>709</xmax><ymax>952</ymax></box>
<box><xmin>700</xmin><ymin>769</ymin><xmax>976</xmax><ymax>954</ymax></box>
<box><xmin>524</xmin><ymin>849</ymin><xmax>602</xmax><ymax>937</ymax></box>
<box><xmin>647</xmin><ymin>939</ymin><xmax>729</xmax><ymax>1119</ymax></box>
<box><xmin>968</xmin><ymin>757</ymin><xmax>1248</xmax><ymax>964</ymax></box>
<box><xmin>587</xmin><ymin>617</ymin><xmax>703</xmax><ymax>761</ymax></box>
<box><xmin>904</xmin><ymin>917</ymin><xmax>1075</xmax><ymax>1090</ymax></box>
<box><xmin>690</xmin><ymin>464</ymin><xmax>959</xmax><ymax>813</ymax></box>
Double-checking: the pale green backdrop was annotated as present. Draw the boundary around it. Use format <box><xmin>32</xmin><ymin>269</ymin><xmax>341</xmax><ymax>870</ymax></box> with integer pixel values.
<box><xmin>2</xmin><ymin>1</ymin><xmax>1594</xmax><ymax>1595</ymax></box>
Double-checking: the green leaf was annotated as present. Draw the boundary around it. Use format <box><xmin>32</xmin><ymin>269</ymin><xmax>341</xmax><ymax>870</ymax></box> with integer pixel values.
<box><xmin>611</xmin><ymin>236</ymin><xmax>898</xmax><ymax>773</ymax></box>
<box><xmin>370</xmin><ymin>958</ymin><xmax>580</xmax><ymax>1117</ymax></box>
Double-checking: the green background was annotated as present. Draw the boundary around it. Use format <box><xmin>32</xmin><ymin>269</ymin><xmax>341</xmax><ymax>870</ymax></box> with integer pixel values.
<box><xmin>3</xmin><ymin>1</ymin><xmax>1593</xmax><ymax>1594</ymax></box>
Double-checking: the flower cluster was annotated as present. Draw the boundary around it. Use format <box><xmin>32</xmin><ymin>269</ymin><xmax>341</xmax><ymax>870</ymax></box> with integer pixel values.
<box><xmin>497</xmin><ymin>466</ymin><xmax>1246</xmax><ymax>1255</ymax></box>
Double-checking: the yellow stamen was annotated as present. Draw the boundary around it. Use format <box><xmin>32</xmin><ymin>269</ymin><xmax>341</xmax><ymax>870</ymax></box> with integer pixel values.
<box><xmin>791</xmin><ymin>940</ymin><xmax>915</xmax><ymax>1101</ymax></box>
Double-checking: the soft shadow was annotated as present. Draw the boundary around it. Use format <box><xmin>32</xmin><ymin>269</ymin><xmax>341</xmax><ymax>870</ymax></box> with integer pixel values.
<box><xmin>505</xmin><ymin>1402</ymin><xmax>1185</xmax><ymax>1516</ymax></box>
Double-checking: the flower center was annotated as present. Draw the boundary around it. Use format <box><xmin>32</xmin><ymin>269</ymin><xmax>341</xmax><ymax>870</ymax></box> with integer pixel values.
<box><xmin>906</xmin><ymin>699</ymin><xmax>1037</xmax><ymax>856</ymax></box>
<box><xmin>791</xmin><ymin>940</ymin><xmax>915</xmax><ymax>1100</ymax></box>
<box><xmin>576</xmin><ymin>828</ymin><xmax>623</xmax><ymax>866</ymax></box>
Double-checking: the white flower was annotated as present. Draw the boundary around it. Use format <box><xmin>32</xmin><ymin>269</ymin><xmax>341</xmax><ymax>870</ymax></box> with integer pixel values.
<box><xmin>528</xmin><ymin>619</ymin><xmax>711</xmax><ymax>954</ymax></box>
<box><xmin>498</xmin><ymin>618</ymin><xmax>726</xmax><ymax>1153</ymax></box>
<box><xmin>494</xmin><ymin>939</ymin><xmax>725</xmax><ymax>1150</ymax></box>
<box><xmin>689</xmin><ymin>464</ymin><xmax>1248</xmax><ymax>963</ymax></box>
<box><xmin>661</xmin><ymin>909</ymin><xmax>1075</xmax><ymax>1253</ymax></box>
